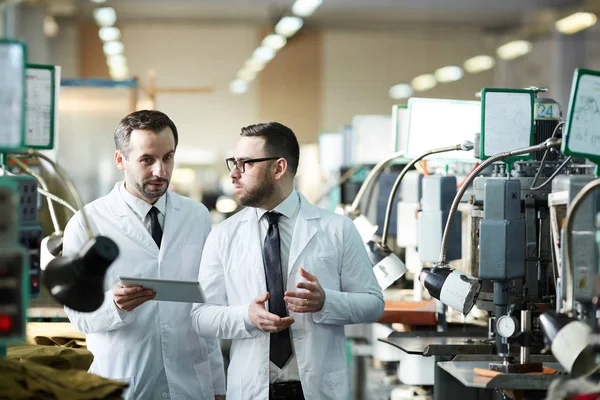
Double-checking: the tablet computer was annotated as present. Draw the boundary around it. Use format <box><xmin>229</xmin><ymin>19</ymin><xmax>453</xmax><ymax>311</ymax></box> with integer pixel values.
<box><xmin>119</xmin><ymin>276</ymin><xmax>205</xmax><ymax>303</ymax></box>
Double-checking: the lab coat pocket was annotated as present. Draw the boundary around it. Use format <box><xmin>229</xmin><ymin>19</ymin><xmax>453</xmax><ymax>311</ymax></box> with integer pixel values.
<box><xmin>193</xmin><ymin>360</ymin><xmax>214</xmax><ymax>399</ymax></box>
<box><xmin>323</xmin><ymin>369</ymin><xmax>349</xmax><ymax>400</ymax></box>
<box><xmin>114</xmin><ymin>376</ymin><xmax>135</xmax><ymax>400</ymax></box>
<box><xmin>309</xmin><ymin>252</ymin><xmax>340</xmax><ymax>290</ymax></box>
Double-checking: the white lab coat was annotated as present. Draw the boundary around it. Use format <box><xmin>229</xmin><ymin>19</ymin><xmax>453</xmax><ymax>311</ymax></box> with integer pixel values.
<box><xmin>191</xmin><ymin>193</ymin><xmax>384</xmax><ymax>400</ymax></box>
<box><xmin>63</xmin><ymin>183</ymin><xmax>225</xmax><ymax>400</ymax></box>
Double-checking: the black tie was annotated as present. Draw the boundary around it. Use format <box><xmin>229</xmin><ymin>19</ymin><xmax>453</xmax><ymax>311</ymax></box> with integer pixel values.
<box><xmin>148</xmin><ymin>206</ymin><xmax>163</xmax><ymax>249</ymax></box>
<box><xmin>263</xmin><ymin>211</ymin><xmax>292</xmax><ymax>369</ymax></box>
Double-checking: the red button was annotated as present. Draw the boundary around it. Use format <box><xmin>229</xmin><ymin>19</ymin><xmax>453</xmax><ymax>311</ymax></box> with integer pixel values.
<box><xmin>32</xmin><ymin>276</ymin><xmax>39</xmax><ymax>288</ymax></box>
<box><xmin>0</xmin><ymin>315</ymin><xmax>13</xmax><ymax>332</ymax></box>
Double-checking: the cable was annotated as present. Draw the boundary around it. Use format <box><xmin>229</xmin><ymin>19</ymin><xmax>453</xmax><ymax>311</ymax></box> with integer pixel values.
<box><xmin>529</xmin><ymin>156</ymin><xmax>573</xmax><ymax>191</ymax></box>
<box><xmin>529</xmin><ymin>122</ymin><xmax>564</xmax><ymax>190</ymax></box>
<box><xmin>4</xmin><ymin>170</ymin><xmax>78</xmax><ymax>214</ymax></box>
<box><xmin>563</xmin><ymin>177</ymin><xmax>600</xmax><ymax>314</ymax></box>
<box><xmin>21</xmin><ymin>150</ymin><xmax>93</xmax><ymax>240</ymax></box>
<box><xmin>38</xmin><ymin>187</ymin><xmax>78</xmax><ymax>214</ymax></box>
<box><xmin>7</xmin><ymin>154</ymin><xmax>61</xmax><ymax>234</ymax></box>
<box><xmin>457</xmin><ymin>162</ymin><xmax>480</xmax><ymax>188</ymax></box>
<box><xmin>438</xmin><ymin>138</ymin><xmax>562</xmax><ymax>264</ymax></box>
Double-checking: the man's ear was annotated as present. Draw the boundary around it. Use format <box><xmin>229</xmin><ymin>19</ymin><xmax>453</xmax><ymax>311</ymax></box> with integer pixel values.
<box><xmin>273</xmin><ymin>158</ymin><xmax>288</xmax><ymax>180</ymax></box>
<box><xmin>114</xmin><ymin>150</ymin><xmax>126</xmax><ymax>171</ymax></box>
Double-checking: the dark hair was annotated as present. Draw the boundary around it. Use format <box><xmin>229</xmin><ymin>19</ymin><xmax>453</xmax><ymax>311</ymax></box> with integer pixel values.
<box><xmin>114</xmin><ymin>110</ymin><xmax>178</xmax><ymax>157</ymax></box>
<box><xmin>240</xmin><ymin>122</ymin><xmax>300</xmax><ymax>175</ymax></box>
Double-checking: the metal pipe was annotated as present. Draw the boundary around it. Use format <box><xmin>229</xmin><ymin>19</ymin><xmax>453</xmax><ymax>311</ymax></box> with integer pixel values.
<box><xmin>563</xmin><ymin>177</ymin><xmax>600</xmax><ymax>313</ymax></box>
<box><xmin>27</xmin><ymin>150</ymin><xmax>93</xmax><ymax>239</ymax></box>
<box><xmin>520</xmin><ymin>310</ymin><xmax>531</xmax><ymax>364</ymax></box>
<box><xmin>381</xmin><ymin>143</ymin><xmax>470</xmax><ymax>246</ymax></box>
<box><xmin>438</xmin><ymin>138</ymin><xmax>561</xmax><ymax>264</ymax></box>
<box><xmin>348</xmin><ymin>151</ymin><xmax>404</xmax><ymax>215</ymax></box>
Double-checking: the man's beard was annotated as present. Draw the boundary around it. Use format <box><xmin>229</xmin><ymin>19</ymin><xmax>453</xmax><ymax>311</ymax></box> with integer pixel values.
<box><xmin>136</xmin><ymin>178</ymin><xmax>169</xmax><ymax>199</ymax></box>
<box><xmin>234</xmin><ymin>171</ymin><xmax>274</xmax><ymax>207</ymax></box>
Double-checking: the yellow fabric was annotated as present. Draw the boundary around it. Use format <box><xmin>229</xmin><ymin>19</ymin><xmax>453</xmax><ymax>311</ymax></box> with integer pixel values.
<box><xmin>26</xmin><ymin>322</ymin><xmax>87</xmax><ymax>348</ymax></box>
<box><xmin>7</xmin><ymin>345</ymin><xmax>93</xmax><ymax>371</ymax></box>
<box><xmin>0</xmin><ymin>358</ymin><xmax>126</xmax><ymax>400</ymax></box>
<box><xmin>474</xmin><ymin>366</ymin><xmax>559</xmax><ymax>377</ymax></box>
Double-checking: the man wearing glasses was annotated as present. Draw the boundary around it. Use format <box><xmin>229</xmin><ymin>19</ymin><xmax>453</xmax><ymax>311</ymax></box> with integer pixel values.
<box><xmin>191</xmin><ymin>122</ymin><xmax>384</xmax><ymax>400</ymax></box>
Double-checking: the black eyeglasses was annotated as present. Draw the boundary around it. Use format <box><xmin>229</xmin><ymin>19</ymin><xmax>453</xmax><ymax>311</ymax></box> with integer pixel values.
<box><xmin>225</xmin><ymin>157</ymin><xmax>281</xmax><ymax>173</ymax></box>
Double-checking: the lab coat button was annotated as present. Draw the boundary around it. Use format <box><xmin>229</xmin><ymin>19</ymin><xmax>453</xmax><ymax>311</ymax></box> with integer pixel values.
<box><xmin>260</xmin><ymin>367</ymin><xmax>267</xmax><ymax>374</ymax></box>
<box><xmin>261</xmin><ymin>334</ymin><xmax>267</xmax><ymax>341</ymax></box>
<box><xmin>161</xmin><ymin>393</ymin><xmax>168</xmax><ymax>399</ymax></box>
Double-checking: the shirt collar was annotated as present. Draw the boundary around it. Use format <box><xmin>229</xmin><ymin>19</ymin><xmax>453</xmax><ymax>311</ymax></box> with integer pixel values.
<box><xmin>256</xmin><ymin>189</ymin><xmax>299</xmax><ymax>221</ymax></box>
<box><xmin>119</xmin><ymin>181</ymin><xmax>167</xmax><ymax>218</ymax></box>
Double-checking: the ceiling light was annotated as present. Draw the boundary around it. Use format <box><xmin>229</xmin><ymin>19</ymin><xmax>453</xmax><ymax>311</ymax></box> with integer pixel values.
<box><xmin>434</xmin><ymin>66</ymin><xmax>464</xmax><ymax>83</ymax></box>
<box><xmin>253</xmin><ymin>46</ymin><xmax>275</xmax><ymax>62</ymax></box>
<box><xmin>107</xmin><ymin>54</ymin><xmax>127</xmax><ymax>68</ymax></box>
<box><xmin>262</xmin><ymin>34</ymin><xmax>287</xmax><ymax>51</ymax></box>
<box><xmin>245</xmin><ymin>58</ymin><xmax>267</xmax><ymax>72</ymax></box>
<box><xmin>464</xmin><ymin>55</ymin><xmax>496</xmax><ymax>74</ymax></box>
<box><xmin>292</xmin><ymin>0</ymin><xmax>323</xmax><ymax>17</ymax></box>
<box><xmin>237</xmin><ymin>68</ymin><xmax>257</xmax><ymax>81</ymax></box>
<box><xmin>93</xmin><ymin>7</ymin><xmax>117</xmax><ymax>27</ymax></box>
<box><xmin>411</xmin><ymin>74</ymin><xmax>437</xmax><ymax>91</ymax></box>
<box><xmin>556</xmin><ymin>12</ymin><xmax>597</xmax><ymax>35</ymax></box>
<box><xmin>496</xmin><ymin>40</ymin><xmax>532</xmax><ymax>60</ymax></box>
<box><xmin>229</xmin><ymin>79</ymin><xmax>248</xmax><ymax>95</ymax></box>
<box><xmin>103</xmin><ymin>40</ymin><xmax>124</xmax><ymax>56</ymax></box>
<box><xmin>43</xmin><ymin>15</ymin><xmax>59</xmax><ymax>38</ymax></box>
<box><xmin>274</xmin><ymin>16</ymin><xmax>303</xmax><ymax>38</ymax></box>
<box><xmin>99</xmin><ymin>27</ymin><xmax>120</xmax><ymax>42</ymax></box>
<box><xmin>388</xmin><ymin>83</ymin><xmax>413</xmax><ymax>100</ymax></box>
<box><xmin>90</xmin><ymin>0</ymin><xmax>107</xmax><ymax>3</ymax></box>
<box><xmin>109</xmin><ymin>64</ymin><xmax>129</xmax><ymax>80</ymax></box>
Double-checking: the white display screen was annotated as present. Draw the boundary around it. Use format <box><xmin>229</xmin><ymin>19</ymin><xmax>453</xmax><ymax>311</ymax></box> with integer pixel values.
<box><xmin>351</xmin><ymin>114</ymin><xmax>393</xmax><ymax>164</ymax></box>
<box><xmin>482</xmin><ymin>90</ymin><xmax>532</xmax><ymax>158</ymax></box>
<box><xmin>566</xmin><ymin>73</ymin><xmax>600</xmax><ymax>157</ymax></box>
<box><xmin>405</xmin><ymin>98</ymin><xmax>479</xmax><ymax>162</ymax></box>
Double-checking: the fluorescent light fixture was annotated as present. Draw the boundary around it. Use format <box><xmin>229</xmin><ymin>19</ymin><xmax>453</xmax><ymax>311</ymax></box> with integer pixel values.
<box><xmin>274</xmin><ymin>16</ymin><xmax>303</xmax><ymax>38</ymax></box>
<box><xmin>496</xmin><ymin>40</ymin><xmax>532</xmax><ymax>60</ymax></box>
<box><xmin>43</xmin><ymin>15</ymin><xmax>59</xmax><ymax>38</ymax></box>
<box><xmin>245</xmin><ymin>58</ymin><xmax>267</xmax><ymax>72</ymax></box>
<box><xmin>93</xmin><ymin>7</ymin><xmax>117</xmax><ymax>27</ymax></box>
<box><xmin>229</xmin><ymin>79</ymin><xmax>248</xmax><ymax>95</ymax></box>
<box><xmin>292</xmin><ymin>0</ymin><xmax>323</xmax><ymax>17</ymax></box>
<box><xmin>90</xmin><ymin>0</ymin><xmax>107</xmax><ymax>3</ymax></box>
<box><xmin>262</xmin><ymin>34</ymin><xmax>287</xmax><ymax>51</ymax></box>
<box><xmin>388</xmin><ymin>83</ymin><xmax>413</xmax><ymax>100</ymax></box>
<box><xmin>464</xmin><ymin>55</ymin><xmax>496</xmax><ymax>73</ymax></box>
<box><xmin>99</xmin><ymin>26</ymin><xmax>120</xmax><ymax>42</ymax></box>
<box><xmin>253</xmin><ymin>46</ymin><xmax>276</xmax><ymax>62</ymax></box>
<box><xmin>434</xmin><ymin>66</ymin><xmax>464</xmax><ymax>83</ymax></box>
<box><xmin>103</xmin><ymin>40</ymin><xmax>124</xmax><ymax>56</ymax></box>
<box><xmin>107</xmin><ymin>54</ymin><xmax>127</xmax><ymax>68</ymax></box>
<box><xmin>556</xmin><ymin>12</ymin><xmax>597</xmax><ymax>34</ymax></box>
<box><xmin>237</xmin><ymin>68</ymin><xmax>257</xmax><ymax>81</ymax></box>
<box><xmin>109</xmin><ymin>64</ymin><xmax>129</xmax><ymax>80</ymax></box>
<box><xmin>411</xmin><ymin>74</ymin><xmax>437</xmax><ymax>91</ymax></box>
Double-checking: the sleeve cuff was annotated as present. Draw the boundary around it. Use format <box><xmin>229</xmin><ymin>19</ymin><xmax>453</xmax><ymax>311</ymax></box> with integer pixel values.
<box><xmin>312</xmin><ymin>288</ymin><xmax>335</xmax><ymax>323</ymax></box>
<box><xmin>242</xmin><ymin>304</ymin><xmax>259</xmax><ymax>336</ymax></box>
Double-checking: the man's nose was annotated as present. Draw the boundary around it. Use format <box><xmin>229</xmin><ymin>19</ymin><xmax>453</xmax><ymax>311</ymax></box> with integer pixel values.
<box><xmin>153</xmin><ymin>162</ymin><xmax>166</xmax><ymax>177</ymax></box>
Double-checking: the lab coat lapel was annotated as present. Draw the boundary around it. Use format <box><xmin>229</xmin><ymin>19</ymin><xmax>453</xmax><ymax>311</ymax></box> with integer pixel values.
<box><xmin>239</xmin><ymin>207</ymin><xmax>268</xmax><ymax>291</ymax></box>
<box><xmin>160</xmin><ymin>191</ymin><xmax>181</xmax><ymax>253</ymax></box>
<box><xmin>107</xmin><ymin>183</ymin><xmax>157</xmax><ymax>257</ymax></box>
<box><xmin>288</xmin><ymin>194</ymin><xmax>319</xmax><ymax>277</ymax></box>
